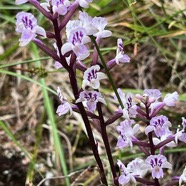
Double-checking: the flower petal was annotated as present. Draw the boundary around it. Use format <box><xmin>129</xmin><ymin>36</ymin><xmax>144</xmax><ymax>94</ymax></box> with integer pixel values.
<box><xmin>61</xmin><ymin>42</ymin><xmax>72</xmax><ymax>55</ymax></box>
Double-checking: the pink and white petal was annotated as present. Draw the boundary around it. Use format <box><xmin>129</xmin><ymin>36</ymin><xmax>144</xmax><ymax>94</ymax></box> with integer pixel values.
<box><xmin>15</xmin><ymin>0</ymin><xmax>28</xmax><ymax>4</ymax></box>
<box><xmin>164</xmin><ymin>121</ymin><xmax>172</xmax><ymax>127</ymax></box>
<box><xmin>97</xmin><ymin>72</ymin><xmax>107</xmax><ymax>80</ymax></box>
<box><xmin>73</xmin><ymin>45</ymin><xmax>90</xmax><ymax>60</ymax></box>
<box><xmin>152</xmin><ymin>167</ymin><xmax>163</xmax><ymax>179</ymax></box>
<box><xmin>40</xmin><ymin>3</ymin><xmax>50</xmax><ymax>11</ymax></box>
<box><xmin>118</xmin><ymin>174</ymin><xmax>130</xmax><ymax>185</ymax></box>
<box><xmin>97</xmin><ymin>97</ymin><xmax>106</xmax><ymax>105</ymax></box>
<box><xmin>64</xmin><ymin>0</ymin><xmax>71</xmax><ymax>6</ymax></box>
<box><xmin>118</xmin><ymin>54</ymin><xmax>130</xmax><ymax>63</ymax></box>
<box><xmin>56</xmin><ymin>105</ymin><xmax>69</xmax><ymax>116</ymax></box>
<box><xmin>117</xmin><ymin>137</ymin><xmax>127</xmax><ymax>149</ymax></box>
<box><xmin>36</xmin><ymin>26</ymin><xmax>46</xmax><ymax>37</ymax></box>
<box><xmin>163</xmin><ymin>91</ymin><xmax>179</xmax><ymax>106</ymax></box>
<box><xmin>90</xmin><ymin>79</ymin><xmax>100</xmax><ymax>89</ymax></box>
<box><xmin>19</xmin><ymin>29</ymin><xmax>35</xmax><ymax>46</ymax></box>
<box><xmin>56</xmin><ymin>5</ymin><xmax>68</xmax><ymax>15</ymax></box>
<box><xmin>178</xmin><ymin>133</ymin><xmax>186</xmax><ymax>143</ymax></box>
<box><xmin>122</xmin><ymin>108</ymin><xmax>130</xmax><ymax>120</ymax></box>
<box><xmin>82</xmin><ymin>79</ymin><xmax>90</xmax><ymax>89</ymax></box>
<box><xmin>152</xmin><ymin>137</ymin><xmax>161</xmax><ymax>145</ymax></box>
<box><xmin>99</xmin><ymin>30</ymin><xmax>112</xmax><ymax>38</ymax></box>
<box><xmin>162</xmin><ymin>162</ymin><xmax>172</xmax><ymax>169</ymax></box>
<box><xmin>82</xmin><ymin>35</ymin><xmax>91</xmax><ymax>44</ymax></box>
<box><xmin>145</xmin><ymin>125</ymin><xmax>154</xmax><ymax>135</ymax></box>
<box><xmin>76</xmin><ymin>97</ymin><xmax>86</xmax><ymax>103</ymax></box>
<box><xmin>61</xmin><ymin>42</ymin><xmax>72</xmax><ymax>55</ymax></box>
<box><xmin>133</xmin><ymin>124</ymin><xmax>140</xmax><ymax>134</ymax></box>
<box><xmin>79</xmin><ymin>0</ymin><xmax>89</xmax><ymax>8</ymax></box>
<box><xmin>87</xmin><ymin>101</ymin><xmax>96</xmax><ymax>112</ymax></box>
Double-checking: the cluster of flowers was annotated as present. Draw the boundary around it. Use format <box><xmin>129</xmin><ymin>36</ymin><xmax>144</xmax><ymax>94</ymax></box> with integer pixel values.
<box><xmin>15</xmin><ymin>0</ymin><xmax>186</xmax><ymax>185</ymax></box>
<box><xmin>116</xmin><ymin>88</ymin><xmax>186</xmax><ymax>185</ymax></box>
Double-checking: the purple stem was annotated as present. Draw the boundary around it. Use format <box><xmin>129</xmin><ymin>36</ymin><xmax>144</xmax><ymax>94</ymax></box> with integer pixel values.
<box><xmin>145</xmin><ymin>104</ymin><xmax>160</xmax><ymax>186</ymax></box>
<box><xmin>72</xmin><ymin>106</ymin><xmax>99</xmax><ymax>119</ymax></box>
<box><xmin>97</xmin><ymin>102</ymin><xmax>119</xmax><ymax>186</ymax></box>
<box><xmin>46</xmin><ymin>31</ymin><xmax>55</xmax><ymax>38</ymax></box>
<box><xmin>155</xmin><ymin>136</ymin><xmax>175</xmax><ymax>150</ymax></box>
<box><xmin>164</xmin><ymin>180</ymin><xmax>179</xmax><ymax>186</ymax></box>
<box><xmin>105</xmin><ymin>112</ymin><xmax>123</xmax><ymax>126</ymax></box>
<box><xmin>107</xmin><ymin>59</ymin><xmax>116</xmax><ymax>70</ymax></box>
<box><xmin>132</xmin><ymin>140</ymin><xmax>150</xmax><ymax>147</ymax></box>
<box><xmin>69</xmin><ymin>70</ymin><xmax>108</xmax><ymax>185</ymax></box>
<box><xmin>135</xmin><ymin>177</ymin><xmax>154</xmax><ymax>185</ymax></box>
<box><xmin>52</xmin><ymin>18</ymin><xmax>69</xmax><ymax>70</ymax></box>
<box><xmin>29</xmin><ymin>0</ymin><xmax>53</xmax><ymax>20</ymax></box>
<box><xmin>53</xmin><ymin>16</ymin><xmax>107</xmax><ymax>179</ymax></box>
<box><xmin>138</xmin><ymin>146</ymin><xmax>150</xmax><ymax>156</ymax></box>
<box><xmin>76</xmin><ymin>61</ymin><xmax>87</xmax><ymax>72</ymax></box>
<box><xmin>52</xmin><ymin>15</ymin><xmax>108</xmax><ymax>185</ymax></box>
<box><xmin>32</xmin><ymin>39</ymin><xmax>60</xmax><ymax>62</ymax></box>
<box><xmin>59</xmin><ymin>1</ymin><xmax>79</xmax><ymax>30</ymax></box>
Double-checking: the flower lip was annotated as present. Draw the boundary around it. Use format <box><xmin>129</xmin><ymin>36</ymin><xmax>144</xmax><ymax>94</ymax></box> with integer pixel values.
<box><xmin>145</xmin><ymin>154</ymin><xmax>172</xmax><ymax>179</ymax></box>
<box><xmin>76</xmin><ymin>90</ymin><xmax>106</xmax><ymax>112</ymax></box>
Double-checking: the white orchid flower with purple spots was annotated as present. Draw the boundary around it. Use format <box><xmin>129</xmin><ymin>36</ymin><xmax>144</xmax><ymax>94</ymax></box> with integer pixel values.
<box><xmin>115</xmin><ymin>38</ymin><xmax>130</xmax><ymax>64</ymax></box>
<box><xmin>16</xmin><ymin>12</ymin><xmax>46</xmax><ymax>46</ymax></box>
<box><xmin>92</xmin><ymin>17</ymin><xmax>112</xmax><ymax>39</ymax></box>
<box><xmin>78</xmin><ymin>0</ymin><xmax>93</xmax><ymax>8</ymax></box>
<box><xmin>127</xmin><ymin>158</ymin><xmax>148</xmax><ymax>178</ymax></box>
<box><xmin>15</xmin><ymin>0</ymin><xmax>29</xmax><ymax>4</ymax></box>
<box><xmin>56</xmin><ymin>87</ymin><xmax>72</xmax><ymax>116</ymax></box>
<box><xmin>76</xmin><ymin>90</ymin><xmax>106</xmax><ymax>112</ymax></box>
<box><xmin>117</xmin><ymin>160</ymin><xmax>136</xmax><ymax>186</ymax></box>
<box><xmin>62</xmin><ymin>27</ymin><xmax>91</xmax><ymax>60</ymax></box>
<box><xmin>145</xmin><ymin>115</ymin><xmax>172</xmax><ymax>138</ymax></box>
<box><xmin>82</xmin><ymin>65</ymin><xmax>107</xmax><ymax>89</ymax></box>
<box><xmin>116</xmin><ymin>119</ymin><xmax>140</xmax><ymax>148</ymax></box>
<box><xmin>179</xmin><ymin>166</ymin><xmax>186</xmax><ymax>186</ymax></box>
<box><xmin>40</xmin><ymin>0</ymin><xmax>70</xmax><ymax>15</ymax></box>
<box><xmin>115</xmin><ymin>89</ymin><xmax>137</xmax><ymax>119</ymax></box>
<box><xmin>145</xmin><ymin>154</ymin><xmax>172</xmax><ymax>179</ymax></box>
